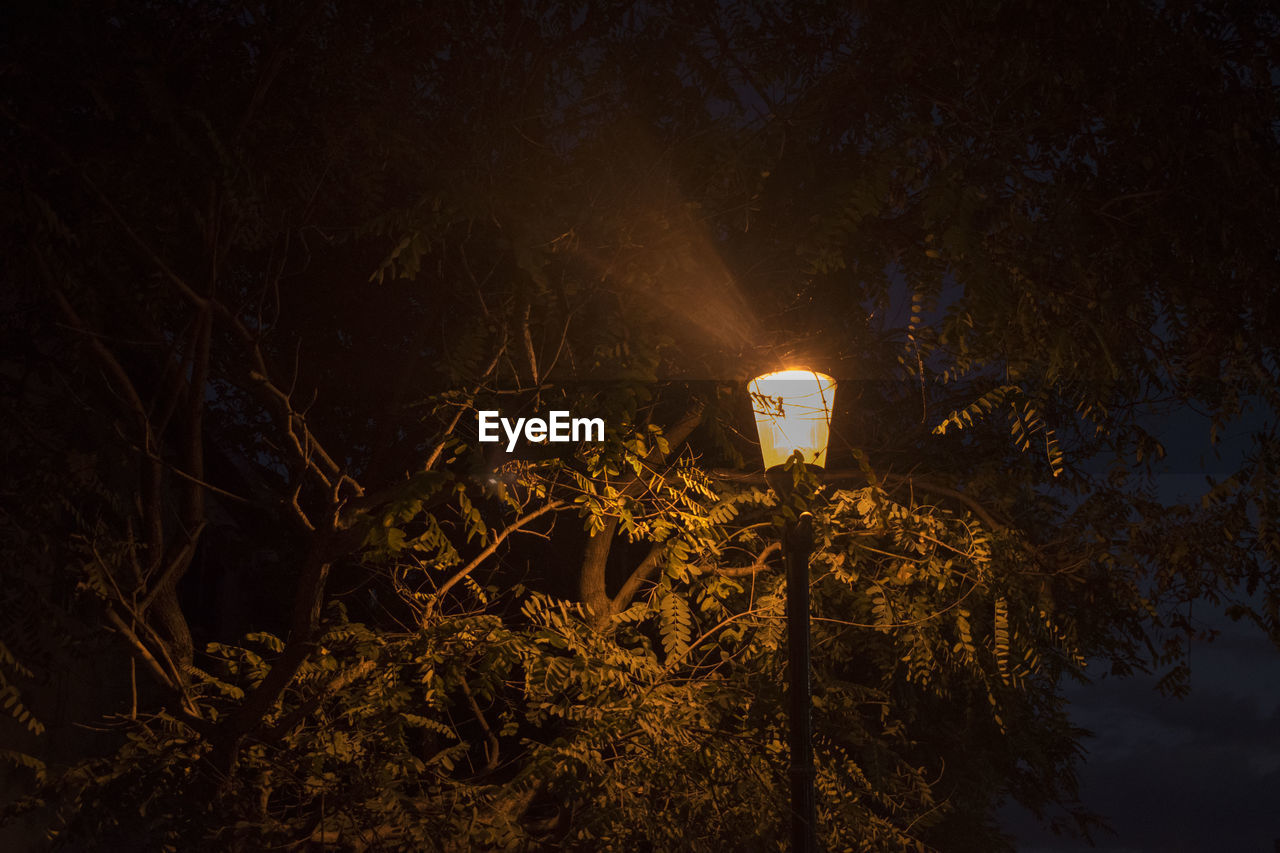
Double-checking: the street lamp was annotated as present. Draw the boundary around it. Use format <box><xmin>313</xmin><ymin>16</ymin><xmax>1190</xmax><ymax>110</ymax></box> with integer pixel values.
<box><xmin>749</xmin><ymin>369</ymin><xmax>836</xmax><ymax>853</ymax></box>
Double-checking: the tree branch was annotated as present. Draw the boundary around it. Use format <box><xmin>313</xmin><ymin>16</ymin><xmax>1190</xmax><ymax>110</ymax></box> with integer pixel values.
<box><xmin>217</xmin><ymin>524</ymin><xmax>363</xmax><ymax>765</ymax></box>
<box><xmin>458</xmin><ymin>676</ymin><xmax>500</xmax><ymax>773</ymax></box>
<box><xmin>714</xmin><ymin>541</ymin><xmax>781</xmax><ymax>577</ymax></box>
<box><xmin>580</xmin><ymin>401</ymin><xmax>706</xmax><ymax>622</ymax></box>
<box><xmin>611</xmin><ymin>542</ymin><xmax>666</xmax><ymax>613</ymax></box>
<box><xmin>436</xmin><ymin>500</ymin><xmax>566</xmax><ymax>603</ymax></box>
<box><xmin>103</xmin><ymin>608</ymin><xmax>177</xmax><ymax>693</ymax></box>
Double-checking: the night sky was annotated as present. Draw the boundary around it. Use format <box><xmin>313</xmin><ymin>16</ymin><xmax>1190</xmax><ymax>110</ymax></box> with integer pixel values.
<box><xmin>1006</xmin><ymin>612</ymin><xmax>1280</xmax><ymax>851</ymax></box>
<box><xmin>1007</xmin><ymin>420</ymin><xmax>1280</xmax><ymax>850</ymax></box>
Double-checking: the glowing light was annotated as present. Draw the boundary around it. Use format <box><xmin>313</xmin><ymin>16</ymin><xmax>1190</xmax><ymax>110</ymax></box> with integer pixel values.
<box><xmin>749</xmin><ymin>369</ymin><xmax>836</xmax><ymax>471</ymax></box>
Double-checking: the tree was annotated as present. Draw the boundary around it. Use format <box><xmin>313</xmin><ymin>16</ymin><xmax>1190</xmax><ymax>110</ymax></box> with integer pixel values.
<box><xmin>2</xmin><ymin>0</ymin><xmax>1277</xmax><ymax>849</ymax></box>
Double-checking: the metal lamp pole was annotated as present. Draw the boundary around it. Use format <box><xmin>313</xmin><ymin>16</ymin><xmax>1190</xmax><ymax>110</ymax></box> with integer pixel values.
<box><xmin>750</xmin><ymin>370</ymin><xmax>835</xmax><ymax>853</ymax></box>
<box><xmin>780</xmin><ymin>500</ymin><xmax>817</xmax><ymax>853</ymax></box>
<box><xmin>766</xmin><ymin>467</ymin><xmax>817</xmax><ymax>853</ymax></box>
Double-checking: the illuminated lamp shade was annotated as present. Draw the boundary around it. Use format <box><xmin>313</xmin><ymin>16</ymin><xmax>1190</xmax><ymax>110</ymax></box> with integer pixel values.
<box><xmin>749</xmin><ymin>369</ymin><xmax>837</xmax><ymax>471</ymax></box>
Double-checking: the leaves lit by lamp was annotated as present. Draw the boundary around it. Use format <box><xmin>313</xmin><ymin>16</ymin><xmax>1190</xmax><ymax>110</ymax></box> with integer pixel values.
<box><xmin>749</xmin><ymin>369</ymin><xmax>836</xmax><ymax>471</ymax></box>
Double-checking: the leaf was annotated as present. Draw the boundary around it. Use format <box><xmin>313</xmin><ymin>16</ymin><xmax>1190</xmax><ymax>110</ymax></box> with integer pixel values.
<box><xmin>658</xmin><ymin>592</ymin><xmax>693</xmax><ymax>661</ymax></box>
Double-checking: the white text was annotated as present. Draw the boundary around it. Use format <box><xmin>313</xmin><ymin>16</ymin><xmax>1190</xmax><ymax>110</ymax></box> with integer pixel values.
<box><xmin>477</xmin><ymin>410</ymin><xmax>605</xmax><ymax>451</ymax></box>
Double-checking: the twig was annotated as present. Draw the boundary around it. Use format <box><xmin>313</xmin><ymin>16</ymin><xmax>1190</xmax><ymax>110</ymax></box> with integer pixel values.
<box><xmin>436</xmin><ymin>501</ymin><xmax>566</xmax><ymax>602</ymax></box>
<box><xmin>611</xmin><ymin>542</ymin><xmax>667</xmax><ymax>613</ymax></box>
<box><xmin>140</xmin><ymin>520</ymin><xmax>208</xmax><ymax>612</ymax></box>
<box><xmin>714</xmin><ymin>541</ymin><xmax>781</xmax><ymax>577</ymax></box>
<box><xmin>104</xmin><ymin>608</ymin><xmax>175</xmax><ymax>692</ymax></box>
<box><xmin>458</xmin><ymin>677</ymin><xmax>500</xmax><ymax>773</ymax></box>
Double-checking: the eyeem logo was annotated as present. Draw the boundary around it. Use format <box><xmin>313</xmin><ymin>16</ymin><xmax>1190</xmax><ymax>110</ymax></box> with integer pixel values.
<box><xmin>478</xmin><ymin>410</ymin><xmax>605</xmax><ymax>452</ymax></box>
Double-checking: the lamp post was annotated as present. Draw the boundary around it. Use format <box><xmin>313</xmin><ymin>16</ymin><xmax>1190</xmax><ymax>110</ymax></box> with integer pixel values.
<box><xmin>749</xmin><ymin>369</ymin><xmax>836</xmax><ymax>853</ymax></box>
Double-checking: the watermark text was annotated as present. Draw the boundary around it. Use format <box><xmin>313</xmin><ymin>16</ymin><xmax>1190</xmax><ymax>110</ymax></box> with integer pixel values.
<box><xmin>478</xmin><ymin>410</ymin><xmax>604</xmax><ymax>451</ymax></box>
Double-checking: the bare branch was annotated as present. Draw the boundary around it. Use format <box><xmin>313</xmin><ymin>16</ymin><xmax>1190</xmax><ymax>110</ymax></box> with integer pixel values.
<box><xmin>104</xmin><ymin>608</ymin><xmax>176</xmax><ymax>693</ymax></box>
<box><xmin>715</xmin><ymin>541</ymin><xmax>781</xmax><ymax>578</ymax></box>
<box><xmin>520</xmin><ymin>300</ymin><xmax>539</xmax><ymax>386</ymax></box>
<box><xmin>458</xmin><ymin>676</ymin><xmax>500</xmax><ymax>773</ymax></box>
<box><xmin>103</xmin><ymin>605</ymin><xmax>203</xmax><ymax>721</ymax></box>
<box><xmin>139</xmin><ymin>520</ymin><xmax>208</xmax><ymax>613</ymax></box>
<box><xmin>611</xmin><ymin>542</ymin><xmax>666</xmax><ymax>613</ymax></box>
<box><xmin>182</xmin><ymin>305</ymin><xmax>213</xmax><ymax>532</ymax></box>
<box><xmin>423</xmin><ymin>406</ymin><xmax>467</xmax><ymax>473</ymax></box>
<box><xmin>25</xmin><ymin>120</ymin><xmax>346</xmax><ymax>541</ymax></box>
<box><xmin>436</xmin><ymin>500</ymin><xmax>567</xmax><ymax>603</ymax></box>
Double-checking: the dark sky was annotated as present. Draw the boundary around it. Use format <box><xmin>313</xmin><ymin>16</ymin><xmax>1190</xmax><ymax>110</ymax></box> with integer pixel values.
<box><xmin>1002</xmin><ymin>610</ymin><xmax>1280</xmax><ymax>851</ymax></box>
<box><xmin>1003</xmin><ymin>417</ymin><xmax>1280</xmax><ymax>850</ymax></box>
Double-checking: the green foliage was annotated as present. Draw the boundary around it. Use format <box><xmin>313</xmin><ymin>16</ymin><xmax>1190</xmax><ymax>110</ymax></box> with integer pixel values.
<box><xmin>7</xmin><ymin>466</ymin><xmax>1097</xmax><ymax>850</ymax></box>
